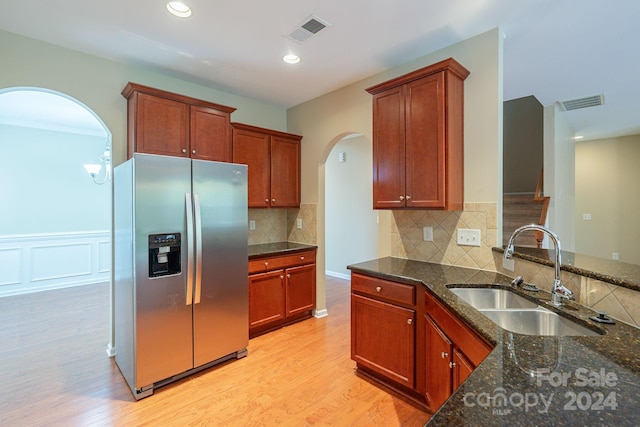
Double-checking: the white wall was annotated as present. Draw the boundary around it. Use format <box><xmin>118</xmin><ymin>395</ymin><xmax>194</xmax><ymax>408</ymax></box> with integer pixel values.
<box><xmin>544</xmin><ymin>105</ymin><xmax>575</xmax><ymax>250</ymax></box>
<box><xmin>575</xmin><ymin>134</ymin><xmax>640</xmax><ymax>264</ymax></box>
<box><xmin>0</xmin><ymin>124</ymin><xmax>110</xmax><ymax>234</ymax></box>
<box><xmin>325</xmin><ymin>135</ymin><xmax>378</xmax><ymax>278</ymax></box>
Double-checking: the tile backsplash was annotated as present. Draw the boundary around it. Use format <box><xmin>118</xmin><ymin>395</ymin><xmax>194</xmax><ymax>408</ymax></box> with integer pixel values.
<box><xmin>390</xmin><ymin>202</ymin><xmax>498</xmax><ymax>271</ymax></box>
<box><xmin>248</xmin><ymin>203</ymin><xmax>317</xmax><ymax>246</ymax></box>
<box><xmin>493</xmin><ymin>252</ymin><xmax>640</xmax><ymax>328</ymax></box>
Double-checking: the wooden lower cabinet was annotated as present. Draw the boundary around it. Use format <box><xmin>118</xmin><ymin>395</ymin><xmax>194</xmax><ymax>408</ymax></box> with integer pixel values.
<box><xmin>248</xmin><ymin>250</ymin><xmax>316</xmax><ymax>337</ymax></box>
<box><xmin>350</xmin><ymin>271</ymin><xmax>494</xmax><ymax>411</ymax></box>
<box><xmin>424</xmin><ymin>290</ymin><xmax>493</xmax><ymax>410</ymax></box>
<box><xmin>351</xmin><ymin>294</ymin><xmax>416</xmax><ymax>388</ymax></box>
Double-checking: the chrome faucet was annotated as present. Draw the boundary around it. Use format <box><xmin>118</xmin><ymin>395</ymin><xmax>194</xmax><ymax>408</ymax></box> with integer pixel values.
<box><xmin>503</xmin><ymin>224</ymin><xmax>574</xmax><ymax>307</ymax></box>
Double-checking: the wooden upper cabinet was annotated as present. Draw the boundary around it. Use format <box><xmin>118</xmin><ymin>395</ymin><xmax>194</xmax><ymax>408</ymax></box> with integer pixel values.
<box><xmin>366</xmin><ymin>58</ymin><xmax>469</xmax><ymax>210</ymax></box>
<box><xmin>271</xmin><ymin>135</ymin><xmax>301</xmax><ymax>207</ymax></box>
<box><xmin>231</xmin><ymin>126</ymin><xmax>270</xmax><ymax>207</ymax></box>
<box><xmin>122</xmin><ymin>82</ymin><xmax>236</xmax><ymax>161</ymax></box>
<box><xmin>231</xmin><ymin>123</ymin><xmax>302</xmax><ymax>208</ymax></box>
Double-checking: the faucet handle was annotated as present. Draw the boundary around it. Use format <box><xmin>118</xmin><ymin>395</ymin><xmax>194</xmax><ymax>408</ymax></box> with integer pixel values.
<box><xmin>555</xmin><ymin>284</ymin><xmax>575</xmax><ymax>300</ymax></box>
<box><xmin>510</xmin><ymin>276</ymin><xmax>524</xmax><ymax>287</ymax></box>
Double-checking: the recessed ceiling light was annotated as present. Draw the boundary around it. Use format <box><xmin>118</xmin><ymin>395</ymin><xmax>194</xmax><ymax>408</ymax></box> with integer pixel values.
<box><xmin>166</xmin><ymin>1</ymin><xmax>192</xmax><ymax>18</ymax></box>
<box><xmin>283</xmin><ymin>54</ymin><xmax>301</xmax><ymax>64</ymax></box>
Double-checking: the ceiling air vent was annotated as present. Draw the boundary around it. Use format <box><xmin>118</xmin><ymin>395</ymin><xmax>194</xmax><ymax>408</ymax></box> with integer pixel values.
<box><xmin>558</xmin><ymin>94</ymin><xmax>604</xmax><ymax>111</ymax></box>
<box><xmin>287</xmin><ymin>15</ymin><xmax>332</xmax><ymax>43</ymax></box>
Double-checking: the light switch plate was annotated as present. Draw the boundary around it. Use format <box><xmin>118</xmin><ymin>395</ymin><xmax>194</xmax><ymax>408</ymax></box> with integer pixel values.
<box><xmin>423</xmin><ymin>226</ymin><xmax>433</xmax><ymax>242</ymax></box>
<box><xmin>249</xmin><ymin>220</ymin><xmax>256</xmax><ymax>230</ymax></box>
<box><xmin>457</xmin><ymin>228</ymin><xmax>481</xmax><ymax>247</ymax></box>
<box><xmin>296</xmin><ymin>218</ymin><xmax>303</xmax><ymax>229</ymax></box>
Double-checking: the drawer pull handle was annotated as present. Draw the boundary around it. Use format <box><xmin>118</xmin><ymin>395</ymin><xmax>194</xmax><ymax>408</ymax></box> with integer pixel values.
<box><xmin>376</xmin><ymin>286</ymin><xmax>382</xmax><ymax>292</ymax></box>
<box><xmin>407</xmin><ymin>318</ymin><xmax>412</xmax><ymax>325</ymax></box>
<box><xmin>441</xmin><ymin>352</ymin><xmax>448</xmax><ymax>359</ymax></box>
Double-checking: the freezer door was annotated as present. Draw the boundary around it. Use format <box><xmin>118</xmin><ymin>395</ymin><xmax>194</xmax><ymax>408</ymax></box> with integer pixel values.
<box><xmin>133</xmin><ymin>154</ymin><xmax>194</xmax><ymax>388</ymax></box>
<box><xmin>192</xmin><ymin>160</ymin><xmax>249</xmax><ymax>367</ymax></box>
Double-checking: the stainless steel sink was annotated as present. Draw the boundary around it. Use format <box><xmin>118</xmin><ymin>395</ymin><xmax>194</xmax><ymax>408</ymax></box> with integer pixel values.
<box><xmin>449</xmin><ymin>287</ymin><xmax>538</xmax><ymax>309</ymax></box>
<box><xmin>480</xmin><ymin>308</ymin><xmax>600</xmax><ymax>336</ymax></box>
<box><xmin>448</xmin><ymin>286</ymin><xmax>601</xmax><ymax>337</ymax></box>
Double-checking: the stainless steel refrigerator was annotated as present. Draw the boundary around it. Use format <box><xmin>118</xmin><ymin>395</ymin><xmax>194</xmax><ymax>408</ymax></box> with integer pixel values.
<box><xmin>114</xmin><ymin>153</ymin><xmax>248</xmax><ymax>400</ymax></box>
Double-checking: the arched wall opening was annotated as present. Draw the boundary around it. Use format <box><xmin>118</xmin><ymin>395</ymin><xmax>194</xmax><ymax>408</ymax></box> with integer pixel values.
<box><xmin>0</xmin><ymin>87</ymin><xmax>112</xmax><ymax>297</ymax></box>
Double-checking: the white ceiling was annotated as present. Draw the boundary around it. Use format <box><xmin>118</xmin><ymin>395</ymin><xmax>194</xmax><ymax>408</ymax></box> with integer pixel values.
<box><xmin>1</xmin><ymin>0</ymin><xmax>639</xmax><ymax>141</ymax></box>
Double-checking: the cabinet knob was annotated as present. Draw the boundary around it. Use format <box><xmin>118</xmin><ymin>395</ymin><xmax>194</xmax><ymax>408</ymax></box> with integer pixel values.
<box><xmin>280</xmin><ymin>275</ymin><xmax>284</xmax><ymax>280</ymax></box>
<box><xmin>272</xmin><ymin>198</ymin><xmax>276</xmax><ymax>203</ymax></box>
<box><xmin>265</xmin><ymin>198</ymin><xmax>269</xmax><ymax>204</ymax></box>
<box><xmin>192</xmin><ymin>150</ymin><xmax>196</xmax><ymax>154</ymax></box>
<box><xmin>441</xmin><ymin>351</ymin><xmax>448</xmax><ymax>359</ymax></box>
<box><xmin>287</xmin><ymin>274</ymin><xmax>291</xmax><ymax>279</ymax></box>
<box><xmin>182</xmin><ymin>148</ymin><xmax>187</xmax><ymax>153</ymax></box>
<box><xmin>300</xmin><ymin>256</ymin><xmax>305</xmax><ymax>260</ymax></box>
<box><xmin>406</xmin><ymin>195</ymin><xmax>411</xmax><ymax>200</ymax></box>
<box><xmin>399</xmin><ymin>195</ymin><xmax>405</xmax><ymax>201</ymax></box>
<box><xmin>375</xmin><ymin>286</ymin><xmax>382</xmax><ymax>292</ymax></box>
<box><xmin>449</xmin><ymin>361</ymin><xmax>456</xmax><ymax>369</ymax></box>
<box><xmin>265</xmin><ymin>262</ymin><xmax>269</xmax><ymax>266</ymax></box>
<box><xmin>407</xmin><ymin>318</ymin><xmax>413</xmax><ymax>325</ymax></box>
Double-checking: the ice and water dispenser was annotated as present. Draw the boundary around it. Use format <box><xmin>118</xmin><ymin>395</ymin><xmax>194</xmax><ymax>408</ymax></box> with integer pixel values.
<box><xmin>148</xmin><ymin>233</ymin><xmax>181</xmax><ymax>278</ymax></box>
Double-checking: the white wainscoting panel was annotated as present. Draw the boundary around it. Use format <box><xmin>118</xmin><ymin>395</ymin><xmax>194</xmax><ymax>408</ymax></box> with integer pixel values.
<box><xmin>0</xmin><ymin>231</ymin><xmax>111</xmax><ymax>297</ymax></box>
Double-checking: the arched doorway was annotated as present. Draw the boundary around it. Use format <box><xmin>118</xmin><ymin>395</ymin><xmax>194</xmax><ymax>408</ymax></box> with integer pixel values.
<box><xmin>323</xmin><ymin>132</ymin><xmax>378</xmax><ymax>279</ymax></box>
<box><xmin>0</xmin><ymin>87</ymin><xmax>112</xmax><ymax>296</ymax></box>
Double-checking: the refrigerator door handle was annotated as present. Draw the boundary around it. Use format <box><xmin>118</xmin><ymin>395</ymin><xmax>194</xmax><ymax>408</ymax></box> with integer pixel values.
<box><xmin>185</xmin><ymin>193</ymin><xmax>194</xmax><ymax>306</ymax></box>
<box><xmin>194</xmin><ymin>193</ymin><xmax>203</xmax><ymax>304</ymax></box>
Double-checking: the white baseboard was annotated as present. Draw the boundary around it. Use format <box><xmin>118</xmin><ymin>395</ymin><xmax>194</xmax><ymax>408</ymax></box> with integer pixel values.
<box><xmin>325</xmin><ymin>270</ymin><xmax>350</xmax><ymax>280</ymax></box>
<box><xmin>313</xmin><ymin>308</ymin><xmax>328</xmax><ymax>318</ymax></box>
<box><xmin>106</xmin><ymin>343</ymin><xmax>116</xmax><ymax>358</ymax></box>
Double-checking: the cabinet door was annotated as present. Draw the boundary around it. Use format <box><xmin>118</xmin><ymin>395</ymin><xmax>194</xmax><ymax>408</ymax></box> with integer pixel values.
<box><xmin>453</xmin><ymin>349</ymin><xmax>474</xmax><ymax>389</ymax></box>
<box><xmin>248</xmin><ymin>270</ymin><xmax>285</xmax><ymax>329</ymax></box>
<box><xmin>232</xmin><ymin>128</ymin><xmax>271</xmax><ymax>207</ymax></box>
<box><xmin>372</xmin><ymin>87</ymin><xmax>406</xmax><ymax>209</ymax></box>
<box><xmin>286</xmin><ymin>264</ymin><xmax>315</xmax><ymax>316</ymax></box>
<box><xmin>351</xmin><ymin>294</ymin><xmax>415</xmax><ymax>388</ymax></box>
<box><xmin>135</xmin><ymin>93</ymin><xmax>188</xmax><ymax>157</ymax></box>
<box><xmin>425</xmin><ymin>314</ymin><xmax>453</xmax><ymax>410</ymax></box>
<box><xmin>270</xmin><ymin>135</ymin><xmax>301</xmax><ymax>207</ymax></box>
<box><xmin>190</xmin><ymin>105</ymin><xmax>231</xmax><ymax>162</ymax></box>
<box><xmin>405</xmin><ymin>73</ymin><xmax>446</xmax><ymax>208</ymax></box>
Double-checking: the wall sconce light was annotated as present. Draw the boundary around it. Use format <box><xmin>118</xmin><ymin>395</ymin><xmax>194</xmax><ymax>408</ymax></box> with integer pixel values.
<box><xmin>84</xmin><ymin>146</ymin><xmax>111</xmax><ymax>185</ymax></box>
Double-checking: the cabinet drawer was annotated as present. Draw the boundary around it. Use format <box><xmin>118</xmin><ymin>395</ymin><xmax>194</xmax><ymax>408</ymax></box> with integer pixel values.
<box><xmin>249</xmin><ymin>250</ymin><xmax>316</xmax><ymax>274</ymax></box>
<box><xmin>425</xmin><ymin>291</ymin><xmax>492</xmax><ymax>366</ymax></box>
<box><xmin>351</xmin><ymin>273</ymin><xmax>415</xmax><ymax>306</ymax></box>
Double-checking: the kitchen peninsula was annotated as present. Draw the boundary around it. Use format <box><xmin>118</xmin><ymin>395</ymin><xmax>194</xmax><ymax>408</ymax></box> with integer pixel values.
<box><xmin>348</xmin><ymin>257</ymin><xmax>640</xmax><ymax>425</ymax></box>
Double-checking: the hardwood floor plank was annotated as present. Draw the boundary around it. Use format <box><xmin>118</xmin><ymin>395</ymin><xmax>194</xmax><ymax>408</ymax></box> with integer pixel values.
<box><xmin>0</xmin><ymin>276</ymin><xmax>430</xmax><ymax>426</ymax></box>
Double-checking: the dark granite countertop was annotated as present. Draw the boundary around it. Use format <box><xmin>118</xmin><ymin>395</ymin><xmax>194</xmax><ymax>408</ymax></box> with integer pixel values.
<box><xmin>347</xmin><ymin>257</ymin><xmax>640</xmax><ymax>426</ymax></box>
<box><xmin>493</xmin><ymin>246</ymin><xmax>640</xmax><ymax>292</ymax></box>
<box><xmin>248</xmin><ymin>242</ymin><xmax>317</xmax><ymax>259</ymax></box>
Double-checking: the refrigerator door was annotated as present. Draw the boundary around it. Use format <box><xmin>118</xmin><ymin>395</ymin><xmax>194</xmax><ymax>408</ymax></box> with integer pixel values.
<box><xmin>133</xmin><ymin>154</ymin><xmax>194</xmax><ymax>388</ymax></box>
<box><xmin>192</xmin><ymin>160</ymin><xmax>248</xmax><ymax>367</ymax></box>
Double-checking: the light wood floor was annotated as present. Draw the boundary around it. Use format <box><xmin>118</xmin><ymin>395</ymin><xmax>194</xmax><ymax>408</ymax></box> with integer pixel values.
<box><xmin>0</xmin><ymin>276</ymin><xmax>430</xmax><ymax>426</ymax></box>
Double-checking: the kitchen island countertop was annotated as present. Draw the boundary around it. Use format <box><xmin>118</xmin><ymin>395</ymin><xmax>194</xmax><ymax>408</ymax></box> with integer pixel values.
<box><xmin>347</xmin><ymin>257</ymin><xmax>640</xmax><ymax>426</ymax></box>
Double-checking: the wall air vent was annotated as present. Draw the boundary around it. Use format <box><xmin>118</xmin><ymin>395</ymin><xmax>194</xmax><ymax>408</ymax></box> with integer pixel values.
<box><xmin>287</xmin><ymin>15</ymin><xmax>332</xmax><ymax>43</ymax></box>
<box><xmin>558</xmin><ymin>94</ymin><xmax>604</xmax><ymax>111</ymax></box>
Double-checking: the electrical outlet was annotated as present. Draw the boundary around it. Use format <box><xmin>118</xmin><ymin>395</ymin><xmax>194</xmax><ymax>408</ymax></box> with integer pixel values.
<box><xmin>249</xmin><ymin>220</ymin><xmax>256</xmax><ymax>230</ymax></box>
<box><xmin>612</xmin><ymin>252</ymin><xmax>619</xmax><ymax>260</ymax></box>
<box><xmin>583</xmin><ymin>213</ymin><xmax>592</xmax><ymax>221</ymax></box>
<box><xmin>423</xmin><ymin>226</ymin><xmax>433</xmax><ymax>242</ymax></box>
<box><xmin>457</xmin><ymin>228</ymin><xmax>481</xmax><ymax>247</ymax></box>
<box><xmin>296</xmin><ymin>218</ymin><xmax>303</xmax><ymax>229</ymax></box>
<box><xmin>502</xmin><ymin>257</ymin><xmax>515</xmax><ymax>271</ymax></box>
